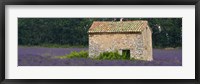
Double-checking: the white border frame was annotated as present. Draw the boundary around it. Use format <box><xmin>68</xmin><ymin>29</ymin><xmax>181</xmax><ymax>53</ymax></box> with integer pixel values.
<box><xmin>5</xmin><ymin>5</ymin><xmax>195</xmax><ymax>79</ymax></box>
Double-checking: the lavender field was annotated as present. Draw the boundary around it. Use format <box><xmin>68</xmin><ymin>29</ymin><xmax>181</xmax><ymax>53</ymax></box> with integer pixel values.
<box><xmin>18</xmin><ymin>47</ymin><xmax>182</xmax><ymax>66</ymax></box>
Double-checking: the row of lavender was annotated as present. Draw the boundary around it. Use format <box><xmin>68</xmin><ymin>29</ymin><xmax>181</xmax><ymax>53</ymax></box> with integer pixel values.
<box><xmin>18</xmin><ymin>47</ymin><xmax>182</xmax><ymax>66</ymax></box>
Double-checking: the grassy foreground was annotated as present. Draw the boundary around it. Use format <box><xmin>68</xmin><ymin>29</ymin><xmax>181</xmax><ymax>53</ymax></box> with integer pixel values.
<box><xmin>57</xmin><ymin>50</ymin><xmax>133</xmax><ymax>60</ymax></box>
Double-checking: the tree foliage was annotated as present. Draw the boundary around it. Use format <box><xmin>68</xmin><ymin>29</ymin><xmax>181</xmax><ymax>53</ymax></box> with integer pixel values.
<box><xmin>18</xmin><ymin>18</ymin><xmax>182</xmax><ymax>48</ymax></box>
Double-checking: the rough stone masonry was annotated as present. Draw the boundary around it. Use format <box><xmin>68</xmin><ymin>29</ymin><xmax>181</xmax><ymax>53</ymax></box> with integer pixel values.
<box><xmin>88</xmin><ymin>20</ymin><xmax>153</xmax><ymax>61</ymax></box>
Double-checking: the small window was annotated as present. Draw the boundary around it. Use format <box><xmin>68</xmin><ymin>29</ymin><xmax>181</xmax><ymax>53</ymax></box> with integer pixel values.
<box><xmin>122</xmin><ymin>50</ymin><xmax>130</xmax><ymax>59</ymax></box>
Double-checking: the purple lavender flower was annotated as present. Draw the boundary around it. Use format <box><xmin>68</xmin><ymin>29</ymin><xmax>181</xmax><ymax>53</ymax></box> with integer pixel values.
<box><xmin>18</xmin><ymin>47</ymin><xmax>182</xmax><ymax>66</ymax></box>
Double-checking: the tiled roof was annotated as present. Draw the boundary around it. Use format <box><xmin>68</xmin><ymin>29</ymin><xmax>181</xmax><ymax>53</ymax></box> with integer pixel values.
<box><xmin>88</xmin><ymin>21</ymin><xmax>149</xmax><ymax>33</ymax></box>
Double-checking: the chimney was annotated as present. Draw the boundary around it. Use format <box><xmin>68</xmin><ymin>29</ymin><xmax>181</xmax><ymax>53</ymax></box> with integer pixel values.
<box><xmin>120</xmin><ymin>18</ymin><xmax>123</xmax><ymax>21</ymax></box>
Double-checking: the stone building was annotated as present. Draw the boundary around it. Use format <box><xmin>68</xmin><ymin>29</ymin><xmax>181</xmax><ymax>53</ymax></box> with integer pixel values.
<box><xmin>88</xmin><ymin>20</ymin><xmax>153</xmax><ymax>61</ymax></box>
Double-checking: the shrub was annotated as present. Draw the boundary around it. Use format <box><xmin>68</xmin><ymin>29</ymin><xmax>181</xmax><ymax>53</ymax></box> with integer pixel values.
<box><xmin>96</xmin><ymin>50</ymin><xmax>129</xmax><ymax>60</ymax></box>
<box><xmin>57</xmin><ymin>50</ymin><xmax>131</xmax><ymax>60</ymax></box>
<box><xmin>58</xmin><ymin>50</ymin><xmax>88</xmax><ymax>59</ymax></box>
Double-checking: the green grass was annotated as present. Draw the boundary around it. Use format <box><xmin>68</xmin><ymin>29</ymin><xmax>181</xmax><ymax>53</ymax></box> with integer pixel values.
<box><xmin>57</xmin><ymin>50</ymin><xmax>132</xmax><ymax>60</ymax></box>
<box><xmin>95</xmin><ymin>50</ymin><xmax>129</xmax><ymax>60</ymax></box>
<box><xmin>57</xmin><ymin>50</ymin><xmax>88</xmax><ymax>59</ymax></box>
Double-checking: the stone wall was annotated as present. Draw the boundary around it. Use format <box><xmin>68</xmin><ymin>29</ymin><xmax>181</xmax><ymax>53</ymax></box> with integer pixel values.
<box><xmin>89</xmin><ymin>32</ymin><xmax>153</xmax><ymax>61</ymax></box>
<box><xmin>146</xmin><ymin>26</ymin><xmax>153</xmax><ymax>61</ymax></box>
<box><xmin>140</xmin><ymin>27</ymin><xmax>153</xmax><ymax>61</ymax></box>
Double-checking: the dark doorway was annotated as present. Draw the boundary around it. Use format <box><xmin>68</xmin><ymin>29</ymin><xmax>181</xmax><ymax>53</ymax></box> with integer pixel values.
<box><xmin>122</xmin><ymin>50</ymin><xmax>130</xmax><ymax>59</ymax></box>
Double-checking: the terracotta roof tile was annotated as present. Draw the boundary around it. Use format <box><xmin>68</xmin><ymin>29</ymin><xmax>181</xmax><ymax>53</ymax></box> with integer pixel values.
<box><xmin>88</xmin><ymin>21</ymin><xmax>148</xmax><ymax>33</ymax></box>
